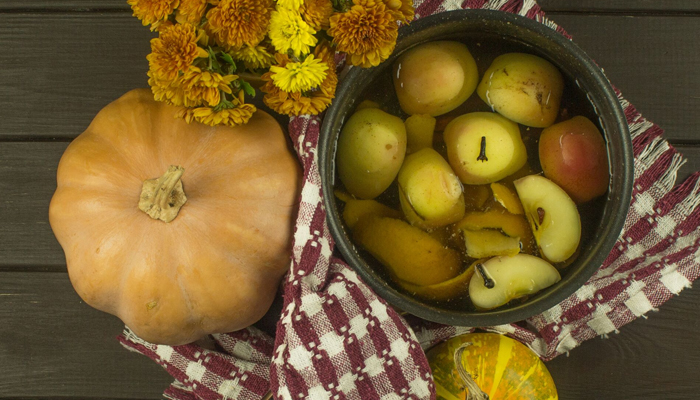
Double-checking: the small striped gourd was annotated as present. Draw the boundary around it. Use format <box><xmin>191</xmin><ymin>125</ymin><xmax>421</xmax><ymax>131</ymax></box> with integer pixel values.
<box><xmin>427</xmin><ymin>333</ymin><xmax>558</xmax><ymax>400</ymax></box>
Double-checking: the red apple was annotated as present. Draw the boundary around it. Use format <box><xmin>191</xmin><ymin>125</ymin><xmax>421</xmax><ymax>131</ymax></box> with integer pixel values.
<box><xmin>538</xmin><ymin>116</ymin><xmax>609</xmax><ymax>203</ymax></box>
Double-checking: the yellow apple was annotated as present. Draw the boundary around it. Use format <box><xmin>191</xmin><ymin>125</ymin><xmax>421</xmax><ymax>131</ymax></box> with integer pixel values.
<box><xmin>443</xmin><ymin>112</ymin><xmax>527</xmax><ymax>185</ymax></box>
<box><xmin>393</xmin><ymin>41</ymin><xmax>479</xmax><ymax>116</ymax></box>
<box><xmin>336</xmin><ymin>108</ymin><xmax>407</xmax><ymax>199</ymax></box>
<box><xmin>477</xmin><ymin>53</ymin><xmax>564</xmax><ymax>128</ymax></box>
<box><xmin>398</xmin><ymin>148</ymin><xmax>465</xmax><ymax>229</ymax></box>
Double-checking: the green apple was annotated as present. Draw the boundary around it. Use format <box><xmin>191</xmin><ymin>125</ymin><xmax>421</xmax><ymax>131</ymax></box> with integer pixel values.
<box><xmin>393</xmin><ymin>41</ymin><xmax>479</xmax><ymax>116</ymax></box>
<box><xmin>469</xmin><ymin>254</ymin><xmax>561</xmax><ymax>310</ymax></box>
<box><xmin>398</xmin><ymin>148</ymin><xmax>465</xmax><ymax>229</ymax></box>
<box><xmin>336</xmin><ymin>108</ymin><xmax>407</xmax><ymax>199</ymax></box>
<box><xmin>477</xmin><ymin>53</ymin><xmax>564</xmax><ymax>128</ymax></box>
<box><xmin>514</xmin><ymin>175</ymin><xmax>581</xmax><ymax>262</ymax></box>
<box><xmin>443</xmin><ymin>112</ymin><xmax>527</xmax><ymax>185</ymax></box>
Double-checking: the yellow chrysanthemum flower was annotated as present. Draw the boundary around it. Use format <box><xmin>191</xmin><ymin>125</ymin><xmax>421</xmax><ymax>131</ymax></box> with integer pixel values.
<box><xmin>230</xmin><ymin>44</ymin><xmax>276</xmax><ymax>70</ymax></box>
<box><xmin>128</xmin><ymin>0</ymin><xmax>180</xmax><ymax>28</ymax></box>
<box><xmin>147</xmin><ymin>24</ymin><xmax>208</xmax><ymax>82</ymax></box>
<box><xmin>206</xmin><ymin>0</ymin><xmax>274</xmax><ymax>49</ymax></box>
<box><xmin>261</xmin><ymin>42</ymin><xmax>337</xmax><ymax>116</ymax></box>
<box><xmin>178</xmin><ymin>66</ymin><xmax>238</xmax><ymax>107</ymax></box>
<box><xmin>178</xmin><ymin>103</ymin><xmax>258</xmax><ymax>126</ymax></box>
<box><xmin>270</xmin><ymin>55</ymin><xmax>328</xmax><ymax>93</ymax></box>
<box><xmin>268</xmin><ymin>7</ymin><xmax>317</xmax><ymax>58</ymax></box>
<box><xmin>276</xmin><ymin>0</ymin><xmax>304</xmax><ymax>9</ymax></box>
<box><xmin>301</xmin><ymin>0</ymin><xmax>334</xmax><ymax>31</ymax></box>
<box><xmin>176</xmin><ymin>0</ymin><xmax>209</xmax><ymax>25</ymax></box>
<box><xmin>328</xmin><ymin>0</ymin><xmax>399</xmax><ymax>67</ymax></box>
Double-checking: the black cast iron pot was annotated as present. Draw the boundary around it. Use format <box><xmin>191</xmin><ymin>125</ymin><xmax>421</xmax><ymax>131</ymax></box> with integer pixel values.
<box><xmin>319</xmin><ymin>9</ymin><xmax>633</xmax><ymax>326</ymax></box>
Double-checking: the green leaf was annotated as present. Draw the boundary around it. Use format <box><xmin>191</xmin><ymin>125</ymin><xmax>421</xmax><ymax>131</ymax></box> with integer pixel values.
<box><xmin>220</xmin><ymin>51</ymin><xmax>235</xmax><ymax>66</ymax></box>
<box><xmin>207</xmin><ymin>47</ymin><xmax>221</xmax><ymax>71</ymax></box>
<box><xmin>214</xmin><ymin>96</ymin><xmax>236</xmax><ymax>112</ymax></box>
<box><xmin>240</xmin><ymin>80</ymin><xmax>256</xmax><ymax>97</ymax></box>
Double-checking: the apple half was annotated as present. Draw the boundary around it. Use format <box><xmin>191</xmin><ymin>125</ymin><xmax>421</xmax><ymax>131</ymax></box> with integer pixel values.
<box><xmin>398</xmin><ymin>148</ymin><xmax>465</xmax><ymax>229</ymax></box>
<box><xmin>513</xmin><ymin>175</ymin><xmax>581</xmax><ymax>263</ymax></box>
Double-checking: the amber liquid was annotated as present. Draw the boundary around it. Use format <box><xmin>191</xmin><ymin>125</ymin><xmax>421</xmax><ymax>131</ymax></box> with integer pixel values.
<box><xmin>335</xmin><ymin>35</ymin><xmax>607</xmax><ymax>311</ymax></box>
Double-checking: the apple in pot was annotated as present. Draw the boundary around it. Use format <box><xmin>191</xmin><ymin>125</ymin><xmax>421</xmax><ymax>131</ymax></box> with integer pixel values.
<box><xmin>476</xmin><ymin>53</ymin><xmax>564</xmax><ymax>128</ymax></box>
<box><xmin>514</xmin><ymin>175</ymin><xmax>581</xmax><ymax>263</ymax></box>
<box><xmin>443</xmin><ymin>112</ymin><xmax>528</xmax><ymax>185</ymax></box>
<box><xmin>397</xmin><ymin>148</ymin><xmax>465</xmax><ymax>229</ymax></box>
<box><xmin>539</xmin><ymin>116</ymin><xmax>610</xmax><ymax>204</ymax></box>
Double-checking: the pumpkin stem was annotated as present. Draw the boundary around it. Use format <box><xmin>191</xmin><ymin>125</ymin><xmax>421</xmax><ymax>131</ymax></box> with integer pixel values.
<box><xmin>138</xmin><ymin>165</ymin><xmax>187</xmax><ymax>223</ymax></box>
<box><xmin>454</xmin><ymin>342</ymin><xmax>490</xmax><ymax>400</ymax></box>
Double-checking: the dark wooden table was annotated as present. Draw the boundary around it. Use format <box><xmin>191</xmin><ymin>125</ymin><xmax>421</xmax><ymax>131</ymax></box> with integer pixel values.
<box><xmin>1</xmin><ymin>1</ymin><xmax>699</xmax><ymax>398</ymax></box>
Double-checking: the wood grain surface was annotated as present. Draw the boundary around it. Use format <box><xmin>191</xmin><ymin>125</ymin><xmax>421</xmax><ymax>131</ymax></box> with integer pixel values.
<box><xmin>540</xmin><ymin>0</ymin><xmax>700</xmax><ymax>13</ymax></box>
<box><xmin>0</xmin><ymin>272</ymin><xmax>171</xmax><ymax>398</ymax></box>
<box><xmin>1</xmin><ymin>0</ymin><xmax>699</xmax><ymax>399</ymax></box>
<box><xmin>1</xmin><ymin>14</ymin><xmax>698</xmax><ymax>140</ymax></box>
<box><xmin>0</xmin><ymin>13</ymin><xmax>152</xmax><ymax>140</ymax></box>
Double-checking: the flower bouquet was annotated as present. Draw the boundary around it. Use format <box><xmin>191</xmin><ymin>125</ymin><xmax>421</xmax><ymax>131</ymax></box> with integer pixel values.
<box><xmin>128</xmin><ymin>0</ymin><xmax>414</xmax><ymax>126</ymax></box>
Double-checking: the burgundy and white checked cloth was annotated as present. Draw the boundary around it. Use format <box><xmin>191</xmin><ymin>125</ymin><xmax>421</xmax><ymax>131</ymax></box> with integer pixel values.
<box><xmin>119</xmin><ymin>0</ymin><xmax>700</xmax><ymax>398</ymax></box>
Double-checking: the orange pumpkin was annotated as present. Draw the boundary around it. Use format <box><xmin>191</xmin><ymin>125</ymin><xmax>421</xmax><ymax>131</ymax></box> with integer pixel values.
<box><xmin>427</xmin><ymin>333</ymin><xmax>558</xmax><ymax>400</ymax></box>
<box><xmin>49</xmin><ymin>89</ymin><xmax>301</xmax><ymax>345</ymax></box>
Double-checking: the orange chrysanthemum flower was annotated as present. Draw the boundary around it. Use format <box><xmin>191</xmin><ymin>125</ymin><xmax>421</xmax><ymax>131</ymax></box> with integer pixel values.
<box><xmin>178</xmin><ymin>103</ymin><xmax>258</xmax><ymax>126</ymax></box>
<box><xmin>328</xmin><ymin>0</ymin><xmax>399</xmax><ymax>68</ymax></box>
<box><xmin>382</xmin><ymin>0</ymin><xmax>414</xmax><ymax>23</ymax></box>
<box><xmin>147</xmin><ymin>24</ymin><xmax>208</xmax><ymax>82</ymax></box>
<box><xmin>205</xmin><ymin>0</ymin><xmax>274</xmax><ymax>49</ymax></box>
<box><xmin>301</xmin><ymin>0</ymin><xmax>334</xmax><ymax>31</ymax></box>
<box><xmin>128</xmin><ymin>0</ymin><xmax>180</xmax><ymax>27</ymax></box>
<box><xmin>177</xmin><ymin>0</ymin><xmax>209</xmax><ymax>25</ymax></box>
<box><xmin>178</xmin><ymin>66</ymin><xmax>238</xmax><ymax>106</ymax></box>
<box><xmin>149</xmin><ymin>70</ymin><xmax>187</xmax><ymax>106</ymax></box>
<box><xmin>261</xmin><ymin>42</ymin><xmax>338</xmax><ymax>116</ymax></box>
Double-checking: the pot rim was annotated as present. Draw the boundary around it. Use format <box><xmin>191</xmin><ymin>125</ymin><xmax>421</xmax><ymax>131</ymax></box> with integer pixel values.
<box><xmin>319</xmin><ymin>9</ymin><xmax>633</xmax><ymax>326</ymax></box>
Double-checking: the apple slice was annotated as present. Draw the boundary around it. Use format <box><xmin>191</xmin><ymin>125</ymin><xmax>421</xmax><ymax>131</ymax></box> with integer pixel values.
<box><xmin>514</xmin><ymin>175</ymin><xmax>581</xmax><ymax>262</ymax></box>
<box><xmin>353</xmin><ymin>217</ymin><xmax>461</xmax><ymax>286</ymax></box>
<box><xmin>399</xmin><ymin>264</ymin><xmax>475</xmax><ymax>302</ymax></box>
<box><xmin>490</xmin><ymin>182</ymin><xmax>524</xmax><ymax>214</ymax></box>
<box><xmin>468</xmin><ymin>254</ymin><xmax>561</xmax><ymax>310</ymax></box>
<box><xmin>462</xmin><ymin>229</ymin><xmax>520</xmax><ymax>259</ymax></box>
<box><xmin>404</xmin><ymin>114</ymin><xmax>436</xmax><ymax>154</ymax></box>
<box><xmin>341</xmin><ymin>199</ymin><xmax>402</xmax><ymax>230</ymax></box>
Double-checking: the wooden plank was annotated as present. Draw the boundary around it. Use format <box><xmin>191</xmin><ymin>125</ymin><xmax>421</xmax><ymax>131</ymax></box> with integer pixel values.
<box><xmin>0</xmin><ymin>272</ymin><xmax>172</xmax><ymax>398</ymax></box>
<box><xmin>2</xmin><ymin>0</ymin><xmax>699</xmax><ymax>12</ymax></box>
<box><xmin>0</xmin><ymin>14</ymin><xmax>698</xmax><ymax>143</ymax></box>
<box><xmin>544</xmin><ymin>14</ymin><xmax>700</xmax><ymax>142</ymax></box>
<box><xmin>0</xmin><ymin>143</ymin><xmax>68</xmax><ymax>268</ymax></box>
<box><xmin>0</xmin><ymin>13</ymin><xmax>153</xmax><ymax>140</ymax></box>
<box><xmin>2</xmin><ymin>269</ymin><xmax>700</xmax><ymax>398</ymax></box>
<box><xmin>541</xmin><ymin>0</ymin><xmax>700</xmax><ymax>13</ymax></box>
<box><xmin>0</xmin><ymin>1</ymin><xmax>129</xmax><ymax>10</ymax></box>
<box><xmin>546</xmin><ymin>285</ymin><xmax>700</xmax><ymax>398</ymax></box>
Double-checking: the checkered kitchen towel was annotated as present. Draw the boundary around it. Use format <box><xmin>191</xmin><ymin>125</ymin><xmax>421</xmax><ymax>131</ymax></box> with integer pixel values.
<box><xmin>119</xmin><ymin>0</ymin><xmax>700</xmax><ymax>398</ymax></box>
